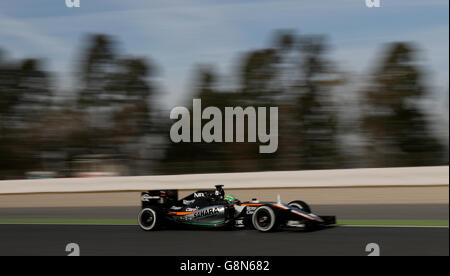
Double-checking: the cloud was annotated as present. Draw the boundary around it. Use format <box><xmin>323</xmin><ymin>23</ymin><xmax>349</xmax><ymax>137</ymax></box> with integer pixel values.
<box><xmin>0</xmin><ymin>13</ymin><xmax>70</xmax><ymax>56</ymax></box>
<box><xmin>0</xmin><ymin>0</ymin><xmax>447</xmax><ymax>108</ymax></box>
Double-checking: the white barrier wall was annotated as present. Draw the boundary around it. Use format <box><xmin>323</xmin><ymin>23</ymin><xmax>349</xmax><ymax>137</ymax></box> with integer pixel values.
<box><xmin>0</xmin><ymin>166</ymin><xmax>448</xmax><ymax>195</ymax></box>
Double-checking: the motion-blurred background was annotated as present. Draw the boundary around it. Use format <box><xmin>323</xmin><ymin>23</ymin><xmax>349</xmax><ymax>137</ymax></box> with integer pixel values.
<box><xmin>0</xmin><ymin>0</ymin><xmax>448</xmax><ymax>179</ymax></box>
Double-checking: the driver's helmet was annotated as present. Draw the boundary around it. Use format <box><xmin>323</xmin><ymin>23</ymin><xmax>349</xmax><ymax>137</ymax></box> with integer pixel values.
<box><xmin>224</xmin><ymin>195</ymin><xmax>236</xmax><ymax>204</ymax></box>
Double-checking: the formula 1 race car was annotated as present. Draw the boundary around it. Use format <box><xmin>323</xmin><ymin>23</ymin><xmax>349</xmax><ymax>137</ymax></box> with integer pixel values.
<box><xmin>138</xmin><ymin>185</ymin><xmax>336</xmax><ymax>232</ymax></box>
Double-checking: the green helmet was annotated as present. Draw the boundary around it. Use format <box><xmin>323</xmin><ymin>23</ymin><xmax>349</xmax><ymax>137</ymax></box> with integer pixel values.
<box><xmin>224</xmin><ymin>195</ymin><xmax>236</xmax><ymax>204</ymax></box>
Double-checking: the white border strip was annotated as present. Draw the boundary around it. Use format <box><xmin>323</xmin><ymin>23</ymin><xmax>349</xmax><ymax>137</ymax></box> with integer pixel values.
<box><xmin>0</xmin><ymin>166</ymin><xmax>448</xmax><ymax>195</ymax></box>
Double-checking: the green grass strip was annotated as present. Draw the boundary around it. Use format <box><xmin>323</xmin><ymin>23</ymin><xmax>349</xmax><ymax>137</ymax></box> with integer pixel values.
<box><xmin>337</xmin><ymin>219</ymin><xmax>449</xmax><ymax>227</ymax></box>
<box><xmin>0</xmin><ymin>219</ymin><xmax>137</xmax><ymax>225</ymax></box>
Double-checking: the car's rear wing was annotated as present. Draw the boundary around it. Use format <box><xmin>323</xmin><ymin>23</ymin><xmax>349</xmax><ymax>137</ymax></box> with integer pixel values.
<box><xmin>141</xmin><ymin>190</ymin><xmax>178</xmax><ymax>207</ymax></box>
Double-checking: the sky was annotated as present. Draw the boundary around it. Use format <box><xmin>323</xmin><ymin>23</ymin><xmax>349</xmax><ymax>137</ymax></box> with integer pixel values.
<box><xmin>0</xmin><ymin>0</ymin><xmax>448</xmax><ymax>113</ymax></box>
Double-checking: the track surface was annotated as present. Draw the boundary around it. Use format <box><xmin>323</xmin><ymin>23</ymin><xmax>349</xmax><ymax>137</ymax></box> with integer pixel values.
<box><xmin>0</xmin><ymin>204</ymin><xmax>448</xmax><ymax>220</ymax></box>
<box><xmin>0</xmin><ymin>224</ymin><xmax>447</xmax><ymax>256</ymax></box>
<box><xmin>0</xmin><ymin>204</ymin><xmax>447</xmax><ymax>256</ymax></box>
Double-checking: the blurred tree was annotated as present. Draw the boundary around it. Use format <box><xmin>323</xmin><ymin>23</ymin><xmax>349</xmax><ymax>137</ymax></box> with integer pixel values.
<box><xmin>162</xmin><ymin>65</ymin><xmax>232</xmax><ymax>173</ymax></box>
<box><xmin>292</xmin><ymin>35</ymin><xmax>341</xmax><ymax>169</ymax></box>
<box><xmin>0</xmin><ymin>51</ymin><xmax>52</xmax><ymax>178</ymax></box>
<box><xmin>14</xmin><ymin>59</ymin><xmax>53</xmax><ymax>123</ymax></box>
<box><xmin>1</xmin><ymin>32</ymin><xmax>446</xmax><ymax>178</ymax></box>
<box><xmin>241</xmin><ymin>48</ymin><xmax>279</xmax><ymax>95</ymax></box>
<box><xmin>272</xmin><ymin>30</ymin><xmax>295</xmax><ymax>52</ymax></box>
<box><xmin>76</xmin><ymin>34</ymin><xmax>155</xmax><ymax>159</ymax></box>
<box><xmin>0</xmin><ymin>52</ymin><xmax>18</xmax><ymax>120</ymax></box>
<box><xmin>161</xmin><ymin>32</ymin><xmax>344</xmax><ymax>173</ymax></box>
<box><xmin>108</xmin><ymin>57</ymin><xmax>153</xmax><ymax>138</ymax></box>
<box><xmin>362</xmin><ymin>42</ymin><xmax>447</xmax><ymax>166</ymax></box>
<box><xmin>77</xmin><ymin>34</ymin><xmax>116</xmax><ymax>109</ymax></box>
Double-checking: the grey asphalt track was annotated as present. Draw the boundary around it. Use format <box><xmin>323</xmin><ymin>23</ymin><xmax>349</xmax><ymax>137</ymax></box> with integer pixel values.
<box><xmin>0</xmin><ymin>204</ymin><xmax>448</xmax><ymax>220</ymax></box>
<box><xmin>0</xmin><ymin>224</ymin><xmax>447</xmax><ymax>256</ymax></box>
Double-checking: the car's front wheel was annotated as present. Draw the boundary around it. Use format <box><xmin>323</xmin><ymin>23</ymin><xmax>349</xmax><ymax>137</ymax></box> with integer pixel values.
<box><xmin>138</xmin><ymin>207</ymin><xmax>160</xmax><ymax>231</ymax></box>
<box><xmin>252</xmin><ymin>206</ymin><xmax>279</xmax><ymax>232</ymax></box>
<box><xmin>288</xmin><ymin>200</ymin><xmax>311</xmax><ymax>213</ymax></box>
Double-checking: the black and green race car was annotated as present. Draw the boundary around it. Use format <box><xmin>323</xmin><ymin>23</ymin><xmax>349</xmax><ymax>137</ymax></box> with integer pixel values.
<box><xmin>138</xmin><ymin>185</ymin><xmax>336</xmax><ymax>232</ymax></box>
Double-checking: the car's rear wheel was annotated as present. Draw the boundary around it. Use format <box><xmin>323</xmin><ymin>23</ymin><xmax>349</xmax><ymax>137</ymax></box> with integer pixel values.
<box><xmin>138</xmin><ymin>207</ymin><xmax>160</xmax><ymax>231</ymax></box>
<box><xmin>252</xmin><ymin>206</ymin><xmax>279</xmax><ymax>232</ymax></box>
<box><xmin>288</xmin><ymin>200</ymin><xmax>311</xmax><ymax>213</ymax></box>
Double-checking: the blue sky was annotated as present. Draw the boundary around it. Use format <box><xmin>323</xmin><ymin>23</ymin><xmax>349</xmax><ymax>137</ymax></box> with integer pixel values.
<box><xmin>0</xmin><ymin>0</ymin><xmax>448</xmax><ymax>110</ymax></box>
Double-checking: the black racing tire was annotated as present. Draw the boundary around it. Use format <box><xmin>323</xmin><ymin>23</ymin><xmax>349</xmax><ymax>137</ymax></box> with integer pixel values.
<box><xmin>138</xmin><ymin>207</ymin><xmax>160</xmax><ymax>231</ymax></box>
<box><xmin>288</xmin><ymin>200</ymin><xmax>311</xmax><ymax>213</ymax></box>
<box><xmin>252</xmin><ymin>206</ymin><xmax>279</xmax><ymax>232</ymax></box>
